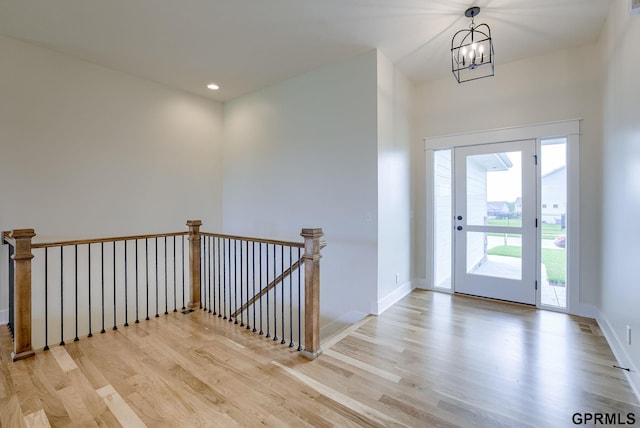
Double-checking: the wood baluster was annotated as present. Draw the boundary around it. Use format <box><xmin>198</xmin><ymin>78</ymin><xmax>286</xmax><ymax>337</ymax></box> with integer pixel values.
<box><xmin>301</xmin><ymin>228</ymin><xmax>323</xmax><ymax>360</ymax></box>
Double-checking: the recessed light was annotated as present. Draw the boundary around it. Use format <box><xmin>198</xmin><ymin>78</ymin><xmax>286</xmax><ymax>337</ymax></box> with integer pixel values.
<box><xmin>207</xmin><ymin>83</ymin><xmax>220</xmax><ymax>90</ymax></box>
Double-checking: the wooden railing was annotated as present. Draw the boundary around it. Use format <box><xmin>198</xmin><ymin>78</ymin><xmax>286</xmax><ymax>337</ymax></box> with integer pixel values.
<box><xmin>2</xmin><ymin>220</ymin><xmax>324</xmax><ymax>361</ymax></box>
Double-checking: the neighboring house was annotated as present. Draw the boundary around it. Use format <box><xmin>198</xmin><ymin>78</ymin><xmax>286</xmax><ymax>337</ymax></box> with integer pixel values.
<box><xmin>514</xmin><ymin>197</ymin><xmax>522</xmax><ymax>217</ymax></box>
<box><xmin>541</xmin><ymin>166</ymin><xmax>566</xmax><ymax>226</ymax></box>
<box><xmin>487</xmin><ymin>201</ymin><xmax>510</xmax><ymax>218</ymax></box>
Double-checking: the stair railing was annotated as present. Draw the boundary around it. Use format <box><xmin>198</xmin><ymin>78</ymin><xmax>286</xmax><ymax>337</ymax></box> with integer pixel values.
<box><xmin>2</xmin><ymin>220</ymin><xmax>324</xmax><ymax>361</ymax></box>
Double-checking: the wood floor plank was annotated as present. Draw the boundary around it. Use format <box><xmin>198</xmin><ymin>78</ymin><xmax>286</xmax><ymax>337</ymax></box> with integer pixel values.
<box><xmin>2</xmin><ymin>290</ymin><xmax>638</xmax><ymax>427</ymax></box>
<box><xmin>0</xmin><ymin>395</ymin><xmax>28</xmax><ymax>428</ymax></box>
<box><xmin>323</xmin><ymin>348</ymin><xmax>401</xmax><ymax>383</ymax></box>
<box><xmin>9</xmin><ymin>357</ymin><xmax>72</xmax><ymax>426</ymax></box>
<box><xmin>320</xmin><ymin>315</ymin><xmax>373</xmax><ymax>350</ymax></box>
<box><xmin>272</xmin><ymin>361</ymin><xmax>405</xmax><ymax>427</ymax></box>
<box><xmin>349</xmin><ymin>331</ymin><xmax>405</xmax><ymax>353</ymax></box>
<box><xmin>96</xmin><ymin>385</ymin><xmax>146</xmax><ymax>428</ymax></box>
<box><xmin>55</xmin><ymin>384</ymin><xmax>99</xmax><ymax>428</ymax></box>
<box><xmin>23</xmin><ymin>409</ymin><xmax>50</xmax><ymax>428</ymax></box>
<box><xmin>48</xmin><ymin>347</ymin><xmax>78</xmax><ymax>373</ymax></box>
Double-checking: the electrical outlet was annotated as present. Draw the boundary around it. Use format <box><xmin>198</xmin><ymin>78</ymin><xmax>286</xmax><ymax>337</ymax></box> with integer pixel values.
<box><xmin>627</xmin><ymin>325</ymin><xmax>632</xmax><ymax>345</ymax></box>
<box><xmin>395</xmin><ymin>273</ymin><xmax>399</xmax><ymax>284</ymax></box>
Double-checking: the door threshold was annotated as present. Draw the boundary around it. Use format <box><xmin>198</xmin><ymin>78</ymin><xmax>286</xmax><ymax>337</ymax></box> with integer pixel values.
<box><xmin>454</xmin><ymin>292</ymin><xmax>536</xmax><ymax>309</ymax></box>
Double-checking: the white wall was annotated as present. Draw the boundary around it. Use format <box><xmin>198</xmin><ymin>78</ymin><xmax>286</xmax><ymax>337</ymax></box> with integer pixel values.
<box><xmin>599</xmin><ymin>0</ymin><xmax>640</xmax><ymax>388</ymax></box>
<box><xmin>222</xmin><ymin>50</ymin><xmax>379</xmax><ymax>336</ymax></box>
<box><xmin>413</xmin><ymin>44</ymin><xmax>603</xmax><ymax>311</ymax></box>
<box><xmin>376</xmin><ymin>51</ymin><xmax>413</xmax><ymax>311</ymax></box>
<box><xmin>0</xmin><ymin>35</ymin><xmax>223</xmax><ymax>320</ymax></box>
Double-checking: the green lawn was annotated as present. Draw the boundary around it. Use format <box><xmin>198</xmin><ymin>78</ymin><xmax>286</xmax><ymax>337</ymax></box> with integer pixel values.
<box><xmin>487</xmin><ymin>245</ymin><xmax>566</xmax><ymax>285</ymax></box>
<box><xmin>487</xmin><ymin>218</ymin><xmax>564</xmax><ymax>240</ymax></box>
<box><xmin>487</xmin><ymin>218</ymin><xmax>522</xmax><ymax>227</ymax></box>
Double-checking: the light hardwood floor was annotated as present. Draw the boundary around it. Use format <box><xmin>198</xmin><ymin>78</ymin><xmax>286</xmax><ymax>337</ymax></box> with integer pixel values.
<box><xmin>1</xmin><ymin>290</ymin><xmax>638</xmax><ymax>427</ymax></box>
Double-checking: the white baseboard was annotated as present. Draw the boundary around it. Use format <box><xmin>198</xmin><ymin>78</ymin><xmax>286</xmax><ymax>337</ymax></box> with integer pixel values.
<box><xmin>0</xmin><ymin>309</ymin><xmax>7</xmax><ymax>325</ymax></box>
<box><xmin>320</xmin><ymin>310</ymin><xmax>368</xmax><ymax>341</ymax></box>
<box><xmin>597</xmin><ymin>310</ymin><xmax>640</xmax><ymax>401</ymax></box>
<box><xmin>375</xmin><ymin>281</ymin><xmax>416</xmax><ymax>316</ymax></box>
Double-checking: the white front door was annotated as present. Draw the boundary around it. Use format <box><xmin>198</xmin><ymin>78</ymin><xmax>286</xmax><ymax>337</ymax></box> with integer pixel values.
<box><xmin>453</xmin><ymin>140</ymin><xmax>537</xmax><ymax>305</ymax></box>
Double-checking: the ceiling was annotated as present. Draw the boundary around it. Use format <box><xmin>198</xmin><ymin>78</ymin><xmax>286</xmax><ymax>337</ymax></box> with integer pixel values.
<box><xmin>0</xmin><ymin>0</ymin><xmax>612</xmax><ymax>102</ymax></box>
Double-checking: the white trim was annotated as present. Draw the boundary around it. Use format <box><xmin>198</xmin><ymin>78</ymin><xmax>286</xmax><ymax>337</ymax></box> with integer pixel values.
<box><xmin>425</xmin><ymin>119</ymin><xmax>581</xmax><ymax>150</ymax></box>
<box><xmin>566</xmin><ymin>133</ymin><xmax>581</xmax><ymax>316</ymax></box>
<box><xmin>0</xmin><ymin>309</ymin><xmax>7</xmax><ymax>325</ymax></box>
<box><xmin>597</xmin><ymin>310</ymin><xmax>640</xmax><ymax>401</ymax></box>
<box><xmin>535</xmin><ymin>140</ymin><xmax>542</xmax><ymax>307</ymax></box>
<box><xmin>425</xmin><ymin>148</ymin><xmax>435</xmax><ymax>294</ymax></box>
<box><xmin>375</xmin><ymin>281</ymin><xmax>416</xmax><ymax>315</ymax></box>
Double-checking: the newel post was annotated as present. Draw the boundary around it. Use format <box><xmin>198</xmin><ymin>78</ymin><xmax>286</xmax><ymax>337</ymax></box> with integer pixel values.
<box><xmin>10</xmin><ymin>229</ymin><xmax>36</xmax><ymax>361</ymax></box>
<box><xmin>301</xmin><ymin>228</ymin><xmax>324</xmax><ymax>360</ymax></box>
<box><xmin>187</xmin><ymin>220</ymin><xmax>202</xmax><ymax>309</ymax></box>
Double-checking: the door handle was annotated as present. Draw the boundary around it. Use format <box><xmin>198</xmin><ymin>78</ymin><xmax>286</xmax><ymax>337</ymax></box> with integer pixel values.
<box><xmin>457</xmin><ymin>226</ymin><xmax>463</xmax><ymax>231</ymax></box>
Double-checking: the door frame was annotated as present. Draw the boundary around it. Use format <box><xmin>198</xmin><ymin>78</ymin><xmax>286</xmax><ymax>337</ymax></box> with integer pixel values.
<box><xmin>424</xmin><ymin>120</ymin><xmax>581</xmax><ymax>314</ymax></box>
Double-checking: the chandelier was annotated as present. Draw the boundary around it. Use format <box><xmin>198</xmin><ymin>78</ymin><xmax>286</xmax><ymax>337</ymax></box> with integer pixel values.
<box><xmin>451</xmin><ymin>6</ymin><xmax>495</xmax><ymax>83</ymax></box>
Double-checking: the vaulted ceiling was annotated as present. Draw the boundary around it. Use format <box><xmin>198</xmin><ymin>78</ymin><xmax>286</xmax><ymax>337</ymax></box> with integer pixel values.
<box><xmin>0</xmin><ymin>0</ymin><xmax>612</xmax><ymax>102</ymax></box>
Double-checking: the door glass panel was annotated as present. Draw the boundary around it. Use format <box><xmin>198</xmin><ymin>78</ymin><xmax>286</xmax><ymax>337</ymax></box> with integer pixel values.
<box><xmin>466</xmin><ymin>151</ymin><xmax>522</xmax><ymax>227</ymax></box>
<box><xmin>540</xmin><ymin>138</ymin><xmax>567</xmax><ymax>308</ymax></box>
<box><xmin>466</xmin><ymin>231</ymin><xmax>522</xmax><ymax>280</ymax></box>
<box><xmin>434</xmin><ymin>149</ymin><xmax>452</xmax><ymax>289</ymax></box>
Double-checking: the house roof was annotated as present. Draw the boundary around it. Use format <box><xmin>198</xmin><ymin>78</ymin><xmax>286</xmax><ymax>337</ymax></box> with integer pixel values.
<box><xmin>0</xmin><ymin>1</ymin><xmax>613</xmax><ymax>102</ymax></box>
<box><xmin>542</xmin><ymin>166</ymin><xmax>567</xmax><ymax>179</ymax></box>
<box><xmin>487</xmin><ymin>201</ymin><xmax>510</xmax><ymax>212</ymax></box>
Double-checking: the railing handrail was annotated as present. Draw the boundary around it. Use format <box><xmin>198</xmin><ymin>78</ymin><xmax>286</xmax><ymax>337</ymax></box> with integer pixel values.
<box><xmin>2</xmin><ymin>231</ymin><xmax>16</xmax><ymax>246</ymax></box>
<box><xmin>30</xmin><ymin>231</ymin><xmax>189</xmax><ymax>249</ymax></box>
<box><xmin>4</xmin><ymin>230</ymin><xmax>306</xmax><ymax>250</ymax></box>
<box><xmin>201</xmin><ymin>231</ymin><xmax>304</xmax><ymax>249</ymax></box>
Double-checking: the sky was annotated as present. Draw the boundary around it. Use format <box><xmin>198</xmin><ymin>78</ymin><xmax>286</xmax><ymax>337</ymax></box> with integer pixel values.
<box><xmin>486</xmin><ymin>140</ymin><xmax>566</xmax><ymax>202</ymax></box>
